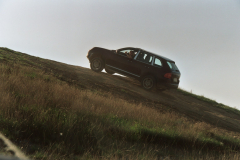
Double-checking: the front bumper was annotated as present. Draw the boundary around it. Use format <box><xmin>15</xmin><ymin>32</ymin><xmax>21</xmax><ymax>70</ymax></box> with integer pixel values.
<box><xmin>86</xmin><ymin>51</ymin><xmax>93</xmax><ymax>60</ymax></box>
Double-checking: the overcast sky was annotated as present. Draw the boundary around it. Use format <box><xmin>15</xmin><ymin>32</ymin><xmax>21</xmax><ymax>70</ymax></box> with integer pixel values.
<box><xmin>0</xmin><ymin>0</ymin><xmax>240</xmax><ymax>109</ymax></box>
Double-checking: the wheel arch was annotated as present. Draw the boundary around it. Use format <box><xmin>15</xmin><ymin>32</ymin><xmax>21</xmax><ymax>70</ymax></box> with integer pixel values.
<box><xmin>140</xmin><ymin>73</ymin><xmax>157</xmax><ymax>90</ymax></box>
<box><xmin>140</xmin><ymin>72</ymin><xmax>157</xmax><ymax>81</ymax></box>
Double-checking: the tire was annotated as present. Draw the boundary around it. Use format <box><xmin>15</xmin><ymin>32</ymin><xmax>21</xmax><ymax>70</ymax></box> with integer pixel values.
<box><xmin>105</xmin><ymin>68</ymin><xmax>115</xmax><ymax>75</ymax></box>
<box><xmin>141</xmin><ymin>75</ymin><xmax>156</xmax><ymax>90</ymax></box>
<box><xmin>90</xmin><ymin>57</ymin><xmax>104</xmax><ymax>72</ymax></box>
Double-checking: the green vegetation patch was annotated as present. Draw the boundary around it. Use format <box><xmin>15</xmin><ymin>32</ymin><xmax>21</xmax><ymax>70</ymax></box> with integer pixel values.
<box><xmin>25</xmin><ymin>72</ymin><xmax>37</xmax><ymax>79</ymax></box>
<box><xmin>0</xmin><ymin>47</ymin><xmax>16</xmax><ymax>53</ymax></box>
<box><xmin>0</xmin><ymin>47</ymin><xmax>41</xmax><ymax>68</ymax></box>
<box><xmin>0</xmin><ymin>55</ymin><xmax>4</xmax><ymax>60</ymax></box>
<box><xmin>103</xmin><ymin>115</ymin><xmax>240</xmax><ymax>152</ymax></box>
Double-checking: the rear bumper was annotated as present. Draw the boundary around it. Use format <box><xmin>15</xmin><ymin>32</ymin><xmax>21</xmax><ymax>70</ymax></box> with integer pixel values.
<box><xmin>164</xmin><ymin>83</ymin><xmax>179</xmax><ymax>89</ymax></box>
<box><xmin>157</xmin><ymin>79</ymin><xmax>179</xmax><ymax>89</ymax></box>
<box><xmin>157</xmin><ymin>83</ymin><xmax>178</xmax><ymax>89</ymax></box>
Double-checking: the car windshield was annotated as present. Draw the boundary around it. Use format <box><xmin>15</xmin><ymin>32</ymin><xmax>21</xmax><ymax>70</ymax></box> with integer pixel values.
<box><xmin>167</xmin><ymin>61</ymin><xmax>179</xmax><ymax>71</ymax></box>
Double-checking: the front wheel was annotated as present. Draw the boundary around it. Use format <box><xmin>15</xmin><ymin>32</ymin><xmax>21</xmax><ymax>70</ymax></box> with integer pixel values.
<box><xmin>90</xmin><ymin>57</ymin><xmax>104</xmax><ymax>72</ymax></box>
<box><xmin>141</xmin><ymin>75</ymin><xmax>156</xmax><ymax>90</ymax></box>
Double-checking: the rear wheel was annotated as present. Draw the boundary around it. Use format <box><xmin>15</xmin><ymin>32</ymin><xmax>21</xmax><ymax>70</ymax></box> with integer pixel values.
<box><xmin>105</xmin><ymin>68</ymin><xmax>115</xmax><ymax>75</ymax></box>
<box><xmin>141</xmin><ymin>75</ymin><xmax>156</xmax><ymax>90</ymax></box>
<box><xmin>90</xmin><ymin>57</ymin><xmax>104</xmax><ymax>72</ymax></box>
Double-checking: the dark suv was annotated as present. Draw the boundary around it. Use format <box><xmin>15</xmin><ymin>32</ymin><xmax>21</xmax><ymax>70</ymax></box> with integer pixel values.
<box><xmin>87</xmin><ymin>47</ymin><xmax>181</xmax><ymax>90</ymax></box>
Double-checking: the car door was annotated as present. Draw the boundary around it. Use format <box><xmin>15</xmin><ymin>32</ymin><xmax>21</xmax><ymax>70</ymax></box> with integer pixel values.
<box><xmin>105</xmin><ymin>49</ymin><xmax>135</xmax><ymax>75</ymax></box>
<box><xmin>127</xmin><ymin>51</ymin><xmax>154</xmax><ymax>77</ymax></box>
<box><xmin>151</xmin><ymin>57</ymin><xmax>166</xmax><ymax>79</ymax></box>
<box><xmin>121</xmin><ymin>50</ymin><xmax>141</xmax><ymax>78</ymax></box>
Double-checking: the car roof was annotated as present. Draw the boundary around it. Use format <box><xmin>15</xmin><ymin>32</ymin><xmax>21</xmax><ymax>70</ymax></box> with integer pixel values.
<box><xmin>118</xmin><ymin>47</ymin><xmax>175</xmax><ymax>62</ymax></box>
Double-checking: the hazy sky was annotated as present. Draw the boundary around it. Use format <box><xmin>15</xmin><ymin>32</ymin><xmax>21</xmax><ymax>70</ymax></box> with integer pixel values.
<box><xmin>1</xmin><ymin>0</ymin><xmax>240</xmax><ymax>109</ymax></box>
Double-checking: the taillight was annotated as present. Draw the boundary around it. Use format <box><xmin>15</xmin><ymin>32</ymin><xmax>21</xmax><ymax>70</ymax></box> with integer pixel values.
<box><xmin>164</xmin><ymin>73</ymin><xmax>172</xmax><ymax>79</ymax></box>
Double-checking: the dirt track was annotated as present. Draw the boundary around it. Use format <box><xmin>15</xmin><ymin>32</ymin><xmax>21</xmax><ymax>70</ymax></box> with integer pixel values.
<box><xmin>29</xmin><ymin>57</ymin><xmax>240</xmax><ymax>134</ymax></box>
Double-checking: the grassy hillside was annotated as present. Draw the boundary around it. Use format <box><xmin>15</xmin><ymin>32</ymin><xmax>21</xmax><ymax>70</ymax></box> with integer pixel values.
<box><xmin>0</xmin><ymin>47</ymin><xmax>240</xmax><ymax>160</ymax></box>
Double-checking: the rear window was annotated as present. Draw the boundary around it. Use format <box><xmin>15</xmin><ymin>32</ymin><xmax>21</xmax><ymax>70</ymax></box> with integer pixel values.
<box><xmin>167</xmin><ymin>61</ymin><xmax>179</xmax><ymax>71</ymax></box>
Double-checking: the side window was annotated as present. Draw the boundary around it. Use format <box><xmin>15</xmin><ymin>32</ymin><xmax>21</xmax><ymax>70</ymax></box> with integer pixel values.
<box><xmin>136</xmin><ymin>52</ymin><xmax>153</xmax><ymax>64</ymax></box>
<box><xmin>119</xmin><ymin>50</ymin><xmax>130</xmax><ymax>57</ymax></box>
<box><xmin>154</xmin><ymin>57</ymin><xmax>162</xmax><ymax>67</ymax></box>
<box><xmin>119</xmin><ymin>49</ymin><xmax>137</xmax><ymax>58</ymax></box>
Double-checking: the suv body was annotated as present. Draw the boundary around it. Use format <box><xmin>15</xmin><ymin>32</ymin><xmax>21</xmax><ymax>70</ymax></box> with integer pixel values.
<box><xmin>87</xmin><ymin>47</ymin><xmax>181</xmax><ymax>90</ymax></box>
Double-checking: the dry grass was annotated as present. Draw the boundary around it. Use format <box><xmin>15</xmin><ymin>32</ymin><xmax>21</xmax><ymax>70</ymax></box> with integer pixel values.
<box><xmin>0</xmin><ymin>60</ymin><xmax>240</xmax><ymax>159</ymax></box>
<box><xmin>0</xmin><ymin>63</ymin><xmax>231</xmax><ymax>139</ymax></box>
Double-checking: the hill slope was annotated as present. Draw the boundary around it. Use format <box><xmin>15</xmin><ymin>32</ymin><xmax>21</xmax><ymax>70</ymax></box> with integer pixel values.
<box><xmin>0</xmin><ymin>47</ymin><xmax>240</xmax><ymax>159</ymax></box>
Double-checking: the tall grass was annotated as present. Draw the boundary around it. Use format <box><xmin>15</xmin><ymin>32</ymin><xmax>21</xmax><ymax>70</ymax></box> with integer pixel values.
<box><xmin>0</xmin><ymin>61</ymin><xmax>240</xmax><ymax>159</ymax></box>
